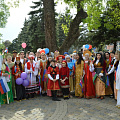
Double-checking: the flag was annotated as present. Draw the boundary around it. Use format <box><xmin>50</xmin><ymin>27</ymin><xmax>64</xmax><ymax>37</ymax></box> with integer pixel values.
<box><xmin>0</xmin><ymin>83</ymin><xmax>4</xmax><ymax>94</ymax></box>
<box><xmin>5</xmin><ymin>47</ymin><xmax>8</xmax><ymax>53</ymax></box>
<box><xmin>42</xmin><ymin>69</ymin><xmax>48</xmax><ymax>82</ymax></box>
<box><xmin>0</xmin><ymin>79</ymin><xmax>7</xmax><ymax>93</ymax></box>
<box><xmin>106</xmin><ymin>75</ymin><xmax>110</xmax><ymax>87</ymax></box>
<box><xmin>79</xmin><ymin>78</ymin><xmax>85</xmax><ymax>93</ymax></box>
<box><xmin>93</xmin><ymin>74</ymin><xmax>98</xmax><ymax>85</ymax></box>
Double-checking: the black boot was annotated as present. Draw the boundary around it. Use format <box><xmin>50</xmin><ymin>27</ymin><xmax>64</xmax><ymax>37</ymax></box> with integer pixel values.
<box><xmin>54</xmin><ymin>91</ymin><xmax>61</xmax><ymax>101</ymax></box>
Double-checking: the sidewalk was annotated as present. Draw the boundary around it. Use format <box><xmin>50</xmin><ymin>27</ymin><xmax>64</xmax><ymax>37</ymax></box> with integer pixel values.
<box><xmin>0</xmin><ymin>96</ymin><xmax>120</xmax><ymax>120</ymax></box>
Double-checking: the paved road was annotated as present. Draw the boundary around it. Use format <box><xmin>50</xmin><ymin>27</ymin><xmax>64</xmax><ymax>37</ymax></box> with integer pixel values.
<box><xmin>0</xmin><ymin>95</ymin><xmax>120</xmax><ymax>120</ymax></box>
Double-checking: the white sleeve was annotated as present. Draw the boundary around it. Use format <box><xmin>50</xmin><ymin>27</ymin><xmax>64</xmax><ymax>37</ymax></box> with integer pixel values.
<box><xmin>36</xmin><ymin>60</ymin><xmax>40</xmax><ymax>69</ymax></box>
<box><xmin>25</xmin><ymin>63</ymin><xmax>31</xmax><ymax>73</ymax></box>
<box><xmin>89</xmin><ymin>64</ymin><xmax>94</xmax><ymax>72</ymax></box>
<box><xmin>108</xmin><ymin>65</ymin><xmax>114</xmax><ymax>75</ymax></box>
<box><xmin>56</xmin><ymin>74</ymin><xmax>59</xmax><ymax>80</ymax></box>
<box><xmin>48</xmin><ymin>74</ymin><xmax>53</xmax><ymax>81</ymax></box>
<box><xmin>108</xmin><ymin>60</ymin><xmax>117</xmax><ymax>75</ymax></box>
<box><xmin>33</xmin><ymin>68</ymin><xmax>38</xmax><ymax>76</ymax></box>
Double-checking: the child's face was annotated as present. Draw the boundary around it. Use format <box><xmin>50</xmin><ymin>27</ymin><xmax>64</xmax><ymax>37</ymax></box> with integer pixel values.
<box><xmin>48</xmin><ymin>57</ymin><xmax>52</xmax><ymax>62</ymax></box>
<box><xmin>51</xmin><ymin>61</ymin><xmax>55</xmax><ymax>66</ymax></box>
<box><xmin>62</xmin><ymin>62</ymin><xmax>66</xmax><ymax>67</ymax></box>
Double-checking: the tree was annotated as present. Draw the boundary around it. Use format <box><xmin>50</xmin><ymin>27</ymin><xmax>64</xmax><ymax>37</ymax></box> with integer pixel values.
<box><xmin>0</xmin><ymin>0</ymin><xmax>25</xmax><ymax>28</ymax></box>
<box><xmin>43</xmin><ymin>0</ymin><xmax>58</xmax><ymax>52</ymax></box>
<box><xmin>59</xmin><ymin>0</ymin><xmax>87</xmax><ymax>53</ymax></box>
<box><xmin>56</xmin><ymin>11</ymin><xmax>72</xmax><ymax>47</ymax></box>
<box><xmin>3</xmin><ymin>40</ymin><xmax>11</xmax><ymax>48</ymax></box>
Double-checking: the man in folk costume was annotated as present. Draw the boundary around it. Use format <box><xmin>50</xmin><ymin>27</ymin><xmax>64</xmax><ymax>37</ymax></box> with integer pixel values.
<box><xmin>106</xmin><ymin>51</ymin><xmax>116</xmax><ymax>98</ymax></box>
<box><xmin>12</xmin><ymin>50</ymin><xmax>17</xmax><ymax>62</ymax></box>
<box><xmin>83</xmin><ymin>50</ymin><xmax>95</xmax><ymax>99</ymax></box>
<box><xmin>104</xmin><ymin>52</ymin><xmax>113</xmax><ymax>95</ymax></box>
<box><xmin>60</xmin><ymin>60</ymin><xmax>70</xmax><ymax>100</ymax></box>
<box><xmin>20</xmin><ymin>51</ymin><xmax>26</xmax><ymax>72</ymax></box>
<box><xmin>40</xmin><ymin>49</ymin><xmax>47</xmax><ymax>95</ymax></box>
<box><xmin>25</xmin><ymin>55</ymin><xmax>39</xmax><ymax>98</ymax></box>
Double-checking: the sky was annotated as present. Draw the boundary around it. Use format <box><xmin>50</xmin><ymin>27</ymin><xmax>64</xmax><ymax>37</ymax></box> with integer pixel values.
<box><xmin>0</xmin><ymin>0</ymin><xmax>76</xmax><ymax>42</ymax></box>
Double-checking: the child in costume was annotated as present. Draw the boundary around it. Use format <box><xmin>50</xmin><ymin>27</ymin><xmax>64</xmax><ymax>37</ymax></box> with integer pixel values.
<box><xmin>47</xmin><ymin>59</ymin><xmax>60</xmax><ymax>101</ymax></box>
<box><xmin>12</xmin><ymin>57</ymin><xmax>26</xmax><ymax>101</ymax></box>
<box><xmin>46</xmin><ymin>55</ymin><xmax>53</xmax><ymax>96</ymax></box>
<box><xmin>60</xmin><ymin>60</ymin><xmax>70</xmax><ymax>100</ymax></box>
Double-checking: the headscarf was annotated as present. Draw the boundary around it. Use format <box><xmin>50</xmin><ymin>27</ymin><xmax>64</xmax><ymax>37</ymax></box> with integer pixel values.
<box><xmin>65</xmin><ymin>55</ymin><xmax>71</xmax><ymax>60</ymax></box>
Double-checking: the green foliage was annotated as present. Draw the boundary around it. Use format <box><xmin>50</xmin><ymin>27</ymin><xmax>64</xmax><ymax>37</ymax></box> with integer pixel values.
<box><xmin>0</xmin><ymin>0</ymin><xmax>10</xmax><ymax>28</ymax></box>
<box><xmin>60</xmin><ymin>8</ymin><xmax>72</xmax><ymax>36</ymax></box>
<box><xmin>3</xmin><ymin>40</ymin><xmax>11</xmax><ymax>48</ymax></box>
<box><xmin>56</xmin><ymin>13</ymin><xmax>71</xmax><ymax>47</ymax></box>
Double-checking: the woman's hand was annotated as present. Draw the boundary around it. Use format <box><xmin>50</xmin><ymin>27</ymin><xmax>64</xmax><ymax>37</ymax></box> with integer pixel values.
<box><xmin>106</xmin><ymin>73</ymin><xmax>109</xmax><ymax>76</ymax></box>
<box><xmin>53</xmin><ymin>79</ymin><xmax>56</xmax><ymax>82</ymax></box>
<box><xmin>15</xmin><ymin>73</ymin><xmax>18</xmax><ymax>76</ymax></box>
<box><xmin>28</xmin><ymin>71</ymin><xmax>31</xmax><ymax>74</ymax></box>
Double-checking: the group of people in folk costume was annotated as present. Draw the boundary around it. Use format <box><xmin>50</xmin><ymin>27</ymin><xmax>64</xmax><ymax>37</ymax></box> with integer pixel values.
<box><xmin>0</xmin><ymin>48</ymin><xmax>120</xmax><ymax>108</ymax></box>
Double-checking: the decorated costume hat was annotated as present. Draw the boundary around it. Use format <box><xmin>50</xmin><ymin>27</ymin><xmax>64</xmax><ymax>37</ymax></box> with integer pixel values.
<box><xmin>16</xmin><ymin>57</ymin><xmax>20</xmax><ymax>61</ymax></box>
<box><xmin>65</xmin><ymin>55</ymin><xmax>71</xmax><ymax>60</ymax></box>
<box><xmin>40</xmin><ymin>49</ymin><xmax>45</xmax><ymax>55</ymax></box>
<box><xmin>13</xmin><ymin>50</ymin><xmax>17</xmax><ymax>53</ymax></box>
<box><xmin>28</xmin><ymin>55</ymin><xmax>34</xmax><ymax>60</ymax></box>
<box><xmin>56</xmin><ymin>55</ymin><xmax>65</xmax><ymax>61</ymax></box>
<box><xmin>62</xmin><ymin>60</ymin><xmax>68</xmax><ymax>67</ymax></box>
<box><xmin>83</xmin><ymin>50</ymin><xmax>91</xmax><ymax>57</ymax></box>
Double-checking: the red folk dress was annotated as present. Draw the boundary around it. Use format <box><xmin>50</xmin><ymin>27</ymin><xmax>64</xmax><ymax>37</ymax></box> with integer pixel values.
<box><xmin>59</xmin><ymin>67</ymin><xmax>70</xmax><ymax>88</ymax></box>
<box><xmin>84</xmin><ymin>61</ymin><xmax>95</xmax><ymax>98</ymax></box>
<box><xmin>47</xmin><ymin>66</ymin><xmax>60</xmax><ymax>90</ymax></box>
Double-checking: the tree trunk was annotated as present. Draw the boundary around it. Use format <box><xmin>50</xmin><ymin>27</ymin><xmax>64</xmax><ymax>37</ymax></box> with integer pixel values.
<box><xmin>43</xmin><ymin>0</ymin><xmax>58</xmax><ymax>52</ymax></box>
<box><xmin>59</xmin><ymin>0</ymin><xmax>87</xmax><ymax>54</ymax></box>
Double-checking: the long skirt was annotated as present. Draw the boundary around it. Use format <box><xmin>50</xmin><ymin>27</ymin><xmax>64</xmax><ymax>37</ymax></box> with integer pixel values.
<box><xmin>69</xmin><ymin>76</ymin><xmax>74</xmax><ymax>92</ymax></box>
<box><xmin>16</xmin><ymin>83</ymin><xmax>26</xmax><ymax>100</ymax></box>
<box><xmin>95</xmin><ymin>77</ymin><xmax>105</xmax><ymax>96</ymax></box>
<box><xmin>25</xmin><ymin>84</ymin><xmax>40</xmax><ymax>94</ymax></box>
